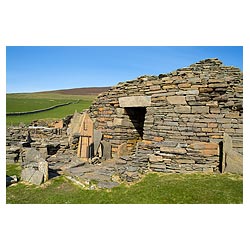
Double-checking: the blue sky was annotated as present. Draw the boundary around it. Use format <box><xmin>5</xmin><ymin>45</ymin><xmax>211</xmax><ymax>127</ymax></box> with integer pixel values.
<box><xmin>6</xmin><ymin>46</ymin><xmax>243</xmax><ymax>93</ymax></box>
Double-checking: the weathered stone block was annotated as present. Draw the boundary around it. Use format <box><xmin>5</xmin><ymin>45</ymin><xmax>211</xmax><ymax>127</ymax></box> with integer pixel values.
<box><xmin>189</xmin><ymin>142</ymin><xmax>218</xmax><ymax>150</ymax></box>
<box><xmin>29</xmin><ymin>170</ymin><xmax>44</xmax><ymax>185</ymax></box>
<box><xmin>208</xmin><ymin>78</ymin><xmax>224</xmax><ymax>83</ymax></box>
<box><xmin>206</xmin><ymin>101</ymin><xmax>218</xmax><ymax>107</ymax></box>
<box><xmin>201</xmin><ymin>127</ymin><xmax>213</xmax><ymax>133</ymax></box>
<box><xmin>21</xmin><ymin>168</ymin><xmax>36</xmax><ymax>182</ymax></box>
<box><xmin>119</xmin><ymin>96</ymin><xmax>151</xmax><ymax>107</ymax></box>
<box><xmin>199</xmin><ymin>87</ymin><xmax>213</xmax><ymax>93</ymax></box>
<box><xmin>113</xmin><ymin>118</ymin><xmax>123</xmax><ymax>126</ymax></box>
<box><xmin>150</xmin><ymin>85</ymin><xmax>161</xmax><ymax>91</ymax></box>
<box><xmin>210</xmin><ymin>108</ymin><xmax>220</xmax><ymax>114</ymax></box>
<box><xmin>234</xmin><ymin>86</ymin><xmax>243</xmax><ymax>92</ymax></box>
<box><xmin>153</xmin><ymin>136</ymin><xmax>164</xmax><ymax>142</ymax></box>
<box><xmin>178</xmin><ymin>83</ymin><xmax>191</xmax><ymax>89</ymax></box>
<box><xmin>38</xmin><ymin>160</ymin><xmax>49</xmax><ymax>182</ymax></box>
<box><xmin>157</xmin><ymin>141</ymin><xmax>178</xmax><ymax>147</ymax></box>
<box><xmin>162</xmin><ymin>85</ymin><xmax>177</xmax><ymax>90</ymax></box>
<box><xmin>224</xmin><ymin>151</ymin><xmax>243</xmax><ymax>174</ymax></box>
<box><xmin>200</xmin><ymin>149</ymin><xmax>219</xmax><ymax>156</ymax></box>
<box><xmin>208</xmin><ymin>123</ymin><xmax>218</xmax><ymax>128</ymax></box>
<box><xmin>160</xmin><ymin>147</ymin><xmax>187</xmax><ymax>154</ymax></box>
<box><xmin>225</xmin><ymin>112</ymin><xmax>240</xmax><ymax>118</ymax></box>
<box><xmin>191</xmin><ymin>106</ymin><xmax>209</xmax><ymax>114</ymax></box>
<box><xmin>208</xmin><ymin>83</ymin><xmax>228</xmax><ymax>88</ymax></box>
<box><xmin>174</xmin><ymin>106</ymin><xmax>191</xmax><ymax>113</ymax></box>
<box><xmin>175</xmin><ymin>159</ymin><xmax>195</xmax><ymax>164</ymax></box>
<box><xmin>149</xmin><ymin>164</ymin><xmax>166</xmax><ymax>169</ymax></box>
<box><xmin>25</xmin><ymin>148</ymin><xmax>42</xmax><ymax>163</ymax></box>
<box><xmin>176</xmin><ymin>90</ymin><xmax>199</xmax><ymax>95</ymax></box>
<box><xmin>149</xmin><ymin>154</ymin><xmax>163</xmax><ymax>163</ymax></box>
<box><xmin>117</xmin><ymin>143</ymin><xmax>128</xmax><ymax>157</ymax></box>
<box><xmin>188</xmin><ymin>77</ymin><xmax>201</xmax><ymax>84</ymax></box>
<box><xmin>167</xmin><ymin>96</ymin><xmax>187</xmax><ymax>105</ymax></box>
<box><xmin>116</xmin><ymin>108</ymin><xmax>126</xmax><ymax>116</ymax></box>
<box><xmin>185</xmin><ymin>95</ymin><xmax>196</xmax><ymax>101</ymax></box>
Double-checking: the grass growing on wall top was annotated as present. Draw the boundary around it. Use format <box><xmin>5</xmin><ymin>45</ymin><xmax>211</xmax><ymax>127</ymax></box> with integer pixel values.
<box><xmin>6</xmin><ymin>164</ymin><xmax>243</xmax><ymax>204</ymax></box>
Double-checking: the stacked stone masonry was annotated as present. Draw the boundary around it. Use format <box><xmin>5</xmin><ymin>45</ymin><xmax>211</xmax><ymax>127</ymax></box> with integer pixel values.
<box><xmin>88</xmin><ymin>58</ymin><xmax>243</xmax><ymax>174</ymax></box>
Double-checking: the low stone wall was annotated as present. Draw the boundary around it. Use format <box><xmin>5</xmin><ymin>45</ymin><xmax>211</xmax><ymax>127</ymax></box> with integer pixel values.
<box><xmin>6</xmin><ymin>100</ymin><xmax>79</xmax><ymax>116</ymax></box>
<box><xmin>88</xmin><ymin>58</ymin><xmax>243</xmax><ymax>174</ymax></box>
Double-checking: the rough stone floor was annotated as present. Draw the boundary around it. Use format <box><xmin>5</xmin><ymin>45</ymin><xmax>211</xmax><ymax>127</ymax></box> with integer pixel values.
<box><xmin>63</xmin><ymin>160</ymin><xmax>120</xmax><ymax>189</ymax></box>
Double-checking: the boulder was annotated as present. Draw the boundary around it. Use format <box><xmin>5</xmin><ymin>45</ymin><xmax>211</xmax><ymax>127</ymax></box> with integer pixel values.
<box><xmin>29</xmin><ymin>170</ymin><xmax>44</xmax><ymax>185</ymax></box>
<box><xmin>25</xmin><ymin>148</ymin><xmax>42</xmax><ymax>163</ymax></box>
<box><xmin>21</xmin><ymin>168</ymin><xmax>36</xmax><ymax>182</ymax></box>
<box><xmin>21</xmin><ymin>148</ymin><xmax>49</xmax><ymax>185</ymax></box>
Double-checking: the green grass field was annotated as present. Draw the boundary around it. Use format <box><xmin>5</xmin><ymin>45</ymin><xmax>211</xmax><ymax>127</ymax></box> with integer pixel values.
<box><xmin>6</xmin><ymin>164</ymin><xmax>243</xmax><ymax>204</ymax></box>
<box><xmin>6</xmin><ymin>93</ymin><xmax>96</xmax><ymax>126</ymax></box>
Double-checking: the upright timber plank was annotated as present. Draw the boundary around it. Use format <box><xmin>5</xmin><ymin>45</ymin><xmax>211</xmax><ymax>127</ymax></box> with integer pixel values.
<box><xmin>77</xmin><ymin>112</ymin><xmax>94</xmax><ymax>160</ymax></box>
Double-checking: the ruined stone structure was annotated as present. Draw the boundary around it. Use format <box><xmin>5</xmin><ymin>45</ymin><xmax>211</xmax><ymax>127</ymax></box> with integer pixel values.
<box><xmin>6</xmin><ymin>58</ymin><xmax>243</xmax><ymax>187</ymax></box>
<box><xmin>88</xmin><ymin>58</ymin><xmax>243</xmax><ymax>174</ymax></box>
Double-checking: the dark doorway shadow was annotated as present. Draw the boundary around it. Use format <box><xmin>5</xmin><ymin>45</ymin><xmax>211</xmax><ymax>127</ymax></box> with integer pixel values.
<box><xmin>125</xmin><ymin>107</ymin><xmax>146</xmax><ymax>139</ymax></box>
<box><xmin>218</xmin><ymin>141</ymin><xmax>223</xmax><ymax>173</ymax></box>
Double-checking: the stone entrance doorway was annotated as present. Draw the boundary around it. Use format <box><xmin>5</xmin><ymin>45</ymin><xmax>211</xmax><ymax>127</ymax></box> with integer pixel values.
<box><xmin>125</xmin><ymin>107</ymin><xmax>146</xmax><ymax>140</ymax></box>
<box><xmin>117</xmin><ymin>96</ymin><xmax>151</xmax><ymax>156</ymax></box>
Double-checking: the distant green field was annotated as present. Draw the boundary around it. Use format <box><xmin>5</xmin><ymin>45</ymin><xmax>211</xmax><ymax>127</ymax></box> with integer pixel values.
<box><xmin>6</xmin><ymin>93</ymin><xmax>96</xmax><ymax>126</ymax></box>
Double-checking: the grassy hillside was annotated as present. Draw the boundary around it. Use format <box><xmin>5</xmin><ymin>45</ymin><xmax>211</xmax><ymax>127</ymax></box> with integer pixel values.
<box><xmin>6</xmin><ymin>93</ymin><xmax>96</xmax><ymax>126</ymax></box>
<box><xmin>39</xmin><ymin>86</ymin><xmax>111</xmax><ymax>95</ymax></box>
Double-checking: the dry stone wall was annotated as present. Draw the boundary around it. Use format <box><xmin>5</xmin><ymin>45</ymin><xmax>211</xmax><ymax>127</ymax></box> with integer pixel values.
<box><xmin>88</xmin><ymin>58</ymin><xmax>243</xmax><ymax>174</ymax></box>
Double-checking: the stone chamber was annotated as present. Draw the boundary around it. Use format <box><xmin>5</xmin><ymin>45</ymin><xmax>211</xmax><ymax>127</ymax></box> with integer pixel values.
<box><xmin>6</xmin><ymin>58</ymin><xmax>243</xmax><ymax>187</ymax></box>
<box><xmin>88</xmin><ymin>58</ymin><xmax>243</xmax><ymax>178</ymax></box>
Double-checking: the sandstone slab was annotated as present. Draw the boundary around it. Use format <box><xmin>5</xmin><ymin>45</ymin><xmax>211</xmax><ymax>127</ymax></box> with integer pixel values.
<box><xmin>160</xmin><ymin>147</ymin><xmax>187</xmax><ymax>154</ymax></box>
<box><xmin>167</xmin><ymin>96</ymin><xmax>187</xmax><ymax>105</ymax></box>
<box><xmin>119</xmin><ymin>96</ymin><xmax>151</xmax><ymax>107</ymax></box>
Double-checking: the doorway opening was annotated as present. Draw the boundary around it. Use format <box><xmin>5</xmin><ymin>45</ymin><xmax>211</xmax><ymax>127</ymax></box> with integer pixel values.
<box><xmin>125</xmin><ymin>107</ymin><xmax>146</xmax><ymax>140</ymax></box>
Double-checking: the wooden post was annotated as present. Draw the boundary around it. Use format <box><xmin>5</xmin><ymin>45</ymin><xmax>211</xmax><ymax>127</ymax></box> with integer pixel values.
<box><xmin>77</xmin><ymin>113</ymin><xmax>94</xmax><ymax>161</ymax></box>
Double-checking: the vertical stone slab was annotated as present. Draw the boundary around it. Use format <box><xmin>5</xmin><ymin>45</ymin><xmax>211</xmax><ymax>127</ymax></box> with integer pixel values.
<box><xmin>38</xmin><ymin>160</ymin><xmax>49</xmax><ymax>182</ymax></box>
<box><xmin>222</xmin><ymin>133</ymin><xmax>232</xmax><ymax>173</ymax></box>
<box><xmin>101</xmin><ymin>141</ymin><xmax>111</xmax><ymax>160</ymax></box>
<box><xmin>70</xmin><ymin>111</ymin><xmax>82</xmax><ymax>135</ymax></box>
<box><xmin>223</xmin><ymin>133</ymin><xmax>243</xmax><ymax>174</ymax></box>
<box><xmin>94</xmin><ymin>130</ymin><xmax>102</xmax><ymax>156</ymax></box>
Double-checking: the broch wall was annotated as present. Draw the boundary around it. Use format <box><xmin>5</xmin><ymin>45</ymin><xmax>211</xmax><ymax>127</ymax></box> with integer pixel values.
<box><xmin>88</xmin><ymin>58</ymin><xmax>243</xmax><ymax>174</ymax></box>
<box><xmin>6</xmin><ymin>58</ymin><xmax>243</xmax><ymax>186</ymax></box>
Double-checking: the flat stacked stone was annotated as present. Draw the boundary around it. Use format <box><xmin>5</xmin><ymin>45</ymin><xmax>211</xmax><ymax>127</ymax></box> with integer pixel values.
<box><xmin>88</xmin><ymin>58</ymin><xmax>243</xmax><ymax>174</ymax></box>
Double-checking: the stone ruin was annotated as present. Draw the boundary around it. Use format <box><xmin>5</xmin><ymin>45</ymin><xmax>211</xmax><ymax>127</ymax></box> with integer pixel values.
<box><xmin>6</xmin><ymin>58</ymin><xmax>243</xmax><ymax>188</ymax></box>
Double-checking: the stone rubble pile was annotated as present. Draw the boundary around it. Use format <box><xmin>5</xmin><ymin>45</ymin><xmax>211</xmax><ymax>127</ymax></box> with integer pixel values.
<box><xmin>6</xmin><ymin>122</ymin><xmax>85</xmax><ymax>185</ymax></box>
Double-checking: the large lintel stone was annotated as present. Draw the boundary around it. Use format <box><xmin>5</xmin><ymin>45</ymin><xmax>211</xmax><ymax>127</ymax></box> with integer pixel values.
<box><xmin>119</xmin><ymin>96</ymin><xmax>151</xmax><ymax>107</ymax></box>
